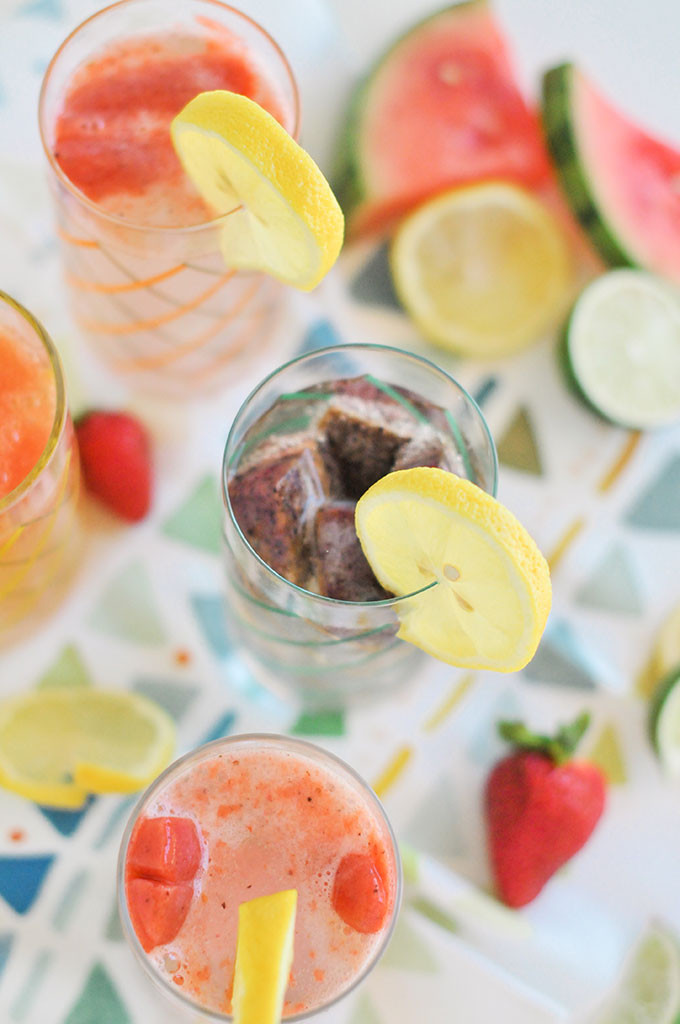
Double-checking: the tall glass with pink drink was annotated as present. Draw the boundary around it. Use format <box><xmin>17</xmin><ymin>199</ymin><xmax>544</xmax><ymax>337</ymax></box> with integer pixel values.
<box><xmin>117</xmin><ymin>734</ymin><xmax>401</xmax><ymax>1020</ymax></box>
<box><xmin>38</xmin><ymin>0</ymin><xmax>299</xmax><ymax>396</ymax></box>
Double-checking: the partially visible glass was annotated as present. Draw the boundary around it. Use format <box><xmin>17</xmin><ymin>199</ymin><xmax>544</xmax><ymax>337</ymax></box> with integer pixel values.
<box><xmin>38</xmin><ymin>0</ymin><xmax>300</xmax><ymax>397</ymax></box>
<box><xmin>222</xmin><ymin>344</ymin><xmax>498</xmax><ymax>707</ymax></box>
<box><xmin>117</xmin><ymin>733</ymin><xmax>402</xmax><ymax>1021</ymax></box>
<box><xmin>0</xmin><ymin>291</ymin><xmax>80</xmax><ymax>645</ymax></box>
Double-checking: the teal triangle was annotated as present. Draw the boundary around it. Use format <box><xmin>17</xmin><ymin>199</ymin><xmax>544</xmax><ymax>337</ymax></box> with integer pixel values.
<box><xmin>132</xmin><ymin>678</ymin><xmax>198</xmax><ymax>722</ymax></box>
<box><xmin>575</xmin><ymin>544</ymin><xmax>644</xmax><ymax>614</ymax></box>
<box><xmin>0</xmin><ymin>933</ymin><xmax>13</xmax><ymax>981</ymax></box>
<box><xmin>0</xmin><ymin>855</ymin><xmax>55</xmax><ymax>913</ymax></box>
<box><xmin>350</xmin><ymin>243</ymin><xmax>401</xmax><ymax>310</ymax></box>
<box><xmin>403</xmin><ymin>777</ymin><xmax>466</xmax><ymax>858</ymax></box>
<box><xmin>523</xmin><ymin>620</ymin><xmax>597</xmax><ymax>689</ymax></box>
<box><xmin>190</xmin><ymin>592</ymin><xmax>231</xmax><ymax>658</ymax></box>
<box><xmin>380</xmin><ymin>916</ymin><xmax>439</xmax><ymax>973</ymax></box>
<box><xmin>291</xmin><ymin>710</ymin><xmax>345</xmax><ymax>736</ymax></box>
<box><xmin>467</xmin><ymin>689</ymin><xmax>522</xmax><ymax>766</ymax></box>
<box><xmin>297</xmin><ymin>319</ymin><xmax>343</xmax><ymax>355</ymax></box>
<box><xmin>37</xmin><ymin>644</ymin><xmax>92</xmax><ymax>689</ymax></box>
<box><xmin>163</xmin><ymin>475</ymin><xmax>222</xmax><ymax>555</ymax></box>
<box><xmin>625</xmin><ymin>456</ymin><xmax>680</xmax><ymax>531</ymax></box>
<box><xmin>20</xmin><ymin>0</ymin><xmax>63</xmax><ymax>17</ymax></box>
<box><xmin>349</xmin><ymin>991</ymin><xmax>383</xmax><ymax>1024</ymax></box>
<box><xmin>64</xmin><ymin>963</ymin><xmax>131</xmax><ymax>1024</ymax></box>
<box><xmin>90</xmin><ymin>561</ymin><xmax>166</xmax><ymax>646</ymax></box>
<box><xmin>105</xmin><ymin>900</ymin><xmax>124</xmax><ymax>942</ymax></box>
<box><xmin>39</xmin><ymin>797</ymin><xmax>95</xmax><ymax>837</ymax></box>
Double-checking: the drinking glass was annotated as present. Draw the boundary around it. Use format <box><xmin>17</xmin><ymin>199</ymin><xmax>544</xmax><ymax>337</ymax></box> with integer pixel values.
<box><xmin>222</xmin><ymin>344</ymin><xmax>498</xmax><ymax>707</ymax></box>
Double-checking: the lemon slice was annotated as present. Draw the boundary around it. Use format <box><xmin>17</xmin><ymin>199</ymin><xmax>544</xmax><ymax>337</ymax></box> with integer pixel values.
<box><xmin>0</xmin><ymin>688</ymin><xmax>175</xmax><ymax>808</ymax></box>
<box><xmin>390</xmin><ymin>182</ymin><xmax>572</xmax><ymax>357</ymax></box>
<box><xmin>171</xmin><ymin>90</ymin><xmax>344</xmax><ymax>291</ymax></box>
<box><xmin>593</xmin><ymin>921</ymin><xmax>680</xmax><ymax>1024</ymax></box>
<box><xmin>232</xmin><ymin>889</ymin><xmax>298</xmax><ymax>1024</ymax></box>
<box><xmin>355</xmin><ymin>467</ymin><xmax>551</xmax><ymax>671</ymax></box>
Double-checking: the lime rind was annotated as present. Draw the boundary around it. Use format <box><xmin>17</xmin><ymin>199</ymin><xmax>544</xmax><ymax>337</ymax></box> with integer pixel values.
<box><xmin>593</xmin><ymin>921</ymin><xmax>680</xmax><ymax>1024</ymax></box>
<box><xmin>649</xmin><ymin>666</ymin><xmax>680</xmax><ymax>776</ymax></box>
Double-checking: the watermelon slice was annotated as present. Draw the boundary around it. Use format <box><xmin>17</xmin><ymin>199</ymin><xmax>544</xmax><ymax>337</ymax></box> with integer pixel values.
<box><xmin>335</xmin><ymin>0</ymin><xmax>550</xmax><ymax>237</ymax></box>
<box><xmin>542</xmin><ymin>64</ymin><xmax>680</xmax><ymax>284</ymax></box>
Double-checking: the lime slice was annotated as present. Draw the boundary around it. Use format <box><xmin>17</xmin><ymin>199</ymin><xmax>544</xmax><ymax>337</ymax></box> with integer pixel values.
<box><xmin>171</xmin><ymin>90</ymin><xmax>344</xmax><ymax>291</ymax></box>
<box><xmin>650</xmin><ymin>667</ymin><xmax>680</xmax><ymax>777</ymax></box>
<box><xmin>232</xmin><ymin>889</ymin><xmax>298</xmax><ymax>1024</ymax></box>
<box><xmin>564</xmin><ymin>270</ymin><xmax>680</xmax><ymax>428</ymax></box>
<box><xmin>390</xmin><ymin>182</ymin><xmax>572</xmax><ymax>357</ymax></box>
<box><xmin>354</xmin><ymin>467</ymin><xmax>551</xmax><ymax>671</ymax></box>
<box><xmin>593</xmin><ymin>922</ymin><xmax>680</xmax><ymax>1024</ymax></box>
<box><xmin>0</xmin><ymin>688</ymin><xmax>175</xmax><ymax>808</ymax></box>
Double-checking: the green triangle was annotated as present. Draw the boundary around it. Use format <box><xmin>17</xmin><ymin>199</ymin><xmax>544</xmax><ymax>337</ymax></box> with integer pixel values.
<box><xmin>588</xmin><ymin>723</ymin><xmax>627</xmax><ymax>784</ymax></box>
<box><xmin>380</xmin><ymin>916</ymin><xmax>439</xmax><ymax>973</ymax></box>
<box><xmin>64</xmin><ymin>963</ymin><xmax>131</xmax><ymax>1024</ymax></box>
<box><xmin>625</xmin><ymin>456</ymin><xmax>680</xmax><ymax>530</ymax></box>
<box><xmin>37</xmin><ymin>645</ymin><xmax>92</xmax><ymax>688</ymax></box>
<box><xmin>105</xmin><ymin>900</ymin><xmax>124</xmax><ymax>942</ymax></box>
<box><xmin>132</xmin><ymin>678</ymin><xmax>198</xmax><ymax>722</ymax></box>
<box><xmin>163</xmin><ymin>474</ymin><xmax>222</xmax><ymax>555</ymax></box>
<box><xmin>290</xmin><ymin>710</ymin><xmax>345</xmax><ymax>736</ymax></box>
<box><xmin>575</xmin><ymin>544</ymin><xmax>643</xmax><ymax>615</ymax></box>
<box><xmin>89</xmin><ymin>561</ymin><xmax>166</xmax><ymax>646</ymax></box>
<box><xmin>349</xmin><ymin>991</ymin><xmax>384</xmax><ymax>1024</ymax></box>
<box><xmin>496</xmin><ymin>407</ymin><xmax>542</xmax><ymax>475</ymax></box>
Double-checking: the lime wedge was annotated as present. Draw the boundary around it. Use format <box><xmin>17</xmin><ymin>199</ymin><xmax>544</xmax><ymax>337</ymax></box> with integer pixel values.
<box><xmin>650</xmin><ymin>667</ymin><xmax>680</xmax><ymax>777</ymax></box>
<box><xmin>0</xmin><ymin>688</ymin><xmax>175</xmax><ymax>807</ymax></box>
<box><xmin>232</xmin><ymin>889</ymin><xmax>298</xmax><ymax>1024</ymax></box>
<box><xmin>593</xmin><ymin>922</ymin><xmax>680</xmax><ymax>1024</ymax></box>
<box><xmin>563</xmin><ymin>269</ymin><xmax>680</xmax><ymax>428</ymax></box>
<box><xmin>171</xmin><ymin>90</ymin><xmax>344</xmax><ymax>291</ymax></box>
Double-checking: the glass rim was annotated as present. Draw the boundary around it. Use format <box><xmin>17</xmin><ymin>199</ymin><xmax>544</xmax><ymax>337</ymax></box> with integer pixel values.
<box><xmin>0</xmin><ymin>290</ymin><xmax>67</xmax><ymax>514</ymax></box>
<box><xmin>222</xmin><ymin>341</ymin><xmax>499</xmax><ymax>609</ymax></box>
<box><xmin>116</xmin><ymin>732</ymin><xmax>403</xmax><ymax>1023</ymax></box>
<box><xmin>37</xmin><ymin>0</ymin><xmax>301</xmax><ymax>236</ymax></box>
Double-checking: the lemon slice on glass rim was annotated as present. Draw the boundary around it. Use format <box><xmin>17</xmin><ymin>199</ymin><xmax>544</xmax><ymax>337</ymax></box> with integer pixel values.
<box><xmin>355</xmin><ymin>467</ymin><xmax>551</xmax><ymax>672</ymax></box>
<box><xmin>171</xmin><ymin>90</ymin><xmax>344</xmax><ymax>291</ymax></box>
<box><xmin>232</xmin><ymin>889</ymin><xmax>298</xmax><ymax>1024</ymax></box>
<box><xmin>0</xmin><ymin>687</ymin><xmax>175</xmax><ymax>808</ymax></box>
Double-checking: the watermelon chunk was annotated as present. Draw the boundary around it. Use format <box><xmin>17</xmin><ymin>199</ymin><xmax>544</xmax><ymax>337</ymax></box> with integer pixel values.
<box><xmin>126</xmin><ymin>877</ymin><xmax>194</xmax><ymax>952</ymax></box>
<box><xmin>542</xmin><ymin>64</ymin><xmax>680</xmax><ymax>284</ymax></box>
<box><xmin>335</xmin><ymin>0</ymin><xmax>550</xmax><ymax>237</ymax></box>
<box><xmin>126</xmin><ymin>815</ymin><xmax>202</xmax><ymax>884</ymax></box>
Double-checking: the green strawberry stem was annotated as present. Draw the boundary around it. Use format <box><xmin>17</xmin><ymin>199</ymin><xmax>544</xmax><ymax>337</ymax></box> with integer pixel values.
<box><xmin>498</xmin><ymin>712</ymin><xmax>591</xmax><ymax>765</ymax></box>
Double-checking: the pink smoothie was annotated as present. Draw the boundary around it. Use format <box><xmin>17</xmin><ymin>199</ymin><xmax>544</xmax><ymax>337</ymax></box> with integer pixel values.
<box><xmin>123</xmin><ymin>739</ymin><xmax>399</xmax><ymax>1017</ymax></box>
<box><xmin>53</xmin><ymin>28</ymin><xmax>287</xmax><ymax>227</ymax></box>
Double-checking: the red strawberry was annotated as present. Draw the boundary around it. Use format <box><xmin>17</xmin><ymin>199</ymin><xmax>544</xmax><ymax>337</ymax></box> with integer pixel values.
<box><xmin>127</xmin><ymin>816</ymin><xmax>202</xmax><ymax>884</ymax></box>
<box><xmin>75</xmin><ymin>410</ymin><xmax>152</xmax><ymax>522</ymax></box>
<box><xmin>484</xmin><ymin>713</ymin><xmax>606</xmax><ymax>908</ymax></box>
<box><xmin>332</xmin><ymin>852</ymin><xmax>388</xmax><ymax>933</ymax></box>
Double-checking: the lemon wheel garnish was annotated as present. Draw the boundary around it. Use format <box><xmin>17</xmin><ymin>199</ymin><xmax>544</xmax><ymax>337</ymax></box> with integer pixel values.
<box><xmin>232</xmin><ymin>889</ymin><xmax>298</xmax><ymax>1024</ymax></box>
<box><xmin>171</xmin><ymin>90</ymin><xmax>344</xmax><ymax>291</ymax></box>
<box><xmin>390</xmin><ymin>182</ymin><xmax>572</xmax><ymax>357</ymax></box>
<box><xmin>0</xmin><ymin>688</ymin><xmax>175</xmax><ymax>808</ymax></box>
<box><xmin>355</xmin><ymin>468</ymin><xmax>551</xmax><ymax>671</ymax></box>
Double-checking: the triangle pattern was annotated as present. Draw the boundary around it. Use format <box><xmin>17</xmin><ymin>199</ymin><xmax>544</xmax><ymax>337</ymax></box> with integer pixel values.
<box><xmin>20</xmin><ymin>0</ymin><xmax>63</xmax><ymax>17</ymax></box>
<box><xmin>105</xmin><ymin>900</ymin><xmax>124</xmax><ymax>942</ymax></box>
<box><xmin>0</xmin><ymin>855</ymin><xmax>55</xmax><ymax>914</ymax></box>
<box><xmin>0</xmin><ymin>933</ymin><xmax>13</xmax><ymax>982</ymax></box>
<box><xmin>575</xmin><ymin>544</ymin><xmax>643</xmax><ymax>615</ymax></box>
<box><xmin>588</xmin><ymin>723</ymin><xmax>627</xmax><ymax>784</ymax></box>
<box><xmin>37</xmin><ymin>644</ymin><xmax>92</xmax><ymax>688</ymax></box>
<box><xmin>624</xmin><ymin>456</ymin><xmax>680</xmax><ymax>531</ymax></box>
<box><xmin>198</xmin><ymin>709</ymin><xmax>238</xmax><ymax>744</ymax></box>
<box><xmin>496</xmin><ymin>407</ymin><xmax>542</xmax><ymax>475</ymax></box>
<box><xmin>297</xmin><ymin>319</ymin><xmax>343</xmax><ymax>355</ymax></box>
<box><xmin>291</xmin><ymin>710</ymin><xmax>345</xmax><ymax>736</ymax></box>
<box><xmin>523</xmin><ymin>620</ymin><xmax>598</xmax><ymax>689</ymax></box>
<box><xmin>39</xmin><ymin>797</ymin><xmax>95</xmax><ymax>837</ymax></box>
<box><xmin>190</xmin><ymin>592</ymin><xmax>232</xmax><ymax>659</ymax></box>
<box><xmin>163</xmin><ymin>474</ymin><xmax>222</xmax><ymax>555</ymax></box>
<box><xmin>132</xmin><ymin>678</ymin><xmax>198</xmax><ymax>723</ymax></box>
<box><xmin>89</xmin><ymin>561</ymin><xmax>166</xmax><ymax>646</ymax></box>
<box><xmin>63</xmin><ymin>963</ymin><xmax>131</xmax><ymax>1024</ymax></box>
<box><xmin>380</xmin><ymin>915</ymin><xmax>439</xmax><ymax>973</ymax></box>
<box><xmin>349</xmin><ymin>991</ymin><xmax>383</xmax><ymax>1024</ymax></box>
<box><xmin>402</xmin><ymin>777</ymin><xmax>466</xmax><ymax>858</ymax></box>
<box><xmin>350</xmin><ymin>242</ymin><xmax>401</xmax><ymax>310</ymax></box>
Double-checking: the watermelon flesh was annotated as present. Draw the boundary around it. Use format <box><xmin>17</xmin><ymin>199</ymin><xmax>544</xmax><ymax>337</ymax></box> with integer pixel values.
<box><xmin>569</xmin><ymin>68</ymin><xmax>680</xmax><ymax>284</ymax></box>
<box><xmin>337</xmin><ymin>1</ymin><xmax>551</xmax><ymax>237</ymax></box>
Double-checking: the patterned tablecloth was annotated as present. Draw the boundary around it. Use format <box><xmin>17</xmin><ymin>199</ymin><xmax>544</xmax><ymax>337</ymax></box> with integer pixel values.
<box><xmin>1</xmin><ymin>1</ymin><xmax>679</xmax><ymax>1023</ymax></box>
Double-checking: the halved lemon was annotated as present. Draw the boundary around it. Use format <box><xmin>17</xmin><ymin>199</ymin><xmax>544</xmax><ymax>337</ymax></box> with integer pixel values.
<box><xmin>355</xmin><ymin>467</ymin><xmax>551</xmax><ymax>671</ymax></box>
<box><xmin>390</xmin><ymin>182</ymin><xmax>572</xmax><ymax>357</ymax></box>
<box><xmin>171</xmin><ymin>90</ymin><xmax>344</xmax><ymax>291</ymax></box>
<box><xmin>232</xmin><ymin>889</ymin><xmax>298</xmax><ymax>1024</ymax></box>
<box><xmin>0</xmin><ymin>688</ymin><xmax>175</xmax><ymax>808</ymax></box>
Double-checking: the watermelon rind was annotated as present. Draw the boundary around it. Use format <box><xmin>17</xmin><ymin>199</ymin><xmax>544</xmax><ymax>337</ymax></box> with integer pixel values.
<box><xmin>542</xmin><ymin>63</ymin><xmax>639</xmax><ymax>271</ymax></box>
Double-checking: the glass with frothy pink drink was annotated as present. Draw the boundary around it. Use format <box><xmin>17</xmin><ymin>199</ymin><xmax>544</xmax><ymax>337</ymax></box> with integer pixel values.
<box><xmin>38</xmin><ymin>0</ymin><xmax>299</xmax><ymax>396</ymax></box>
<box><xmin>117</xmin><ymin>734</ymin><xmax>401</xmax><ymax>1020</ymax></box>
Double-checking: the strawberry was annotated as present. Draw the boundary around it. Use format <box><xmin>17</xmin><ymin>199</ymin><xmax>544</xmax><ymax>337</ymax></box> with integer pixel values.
<box><xmin>332</xmin><ymin>852</ymin><xmax>388</xmax><ymax>933</ymax></box>
<box><xmin>484</xmin><ymin>712</ymin><xmax>606</xmax><ymax>908</ymax></box>
<box><xmin>127</xmin><ymin>816</ymin><xmax>202</xmax><ymax>884</ymax></box>
<box><xmin>75</xmin><ymin>410</ymin><xmax>152</xmax><ymax>522</ymax></box>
